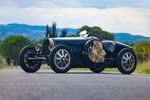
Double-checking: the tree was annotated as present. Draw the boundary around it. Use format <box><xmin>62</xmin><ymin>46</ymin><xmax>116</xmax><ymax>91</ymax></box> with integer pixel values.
<box><xmin>67</xmin><ymin>34</ymin><xmax>77</xmax><ymax>37</ymax></box>
<box><xmin>0</xmin><ymin>35</ymin><xmax>31</xmax><ymax>65</ymax></box>
<box><xmin>77</xmin><ymin>25</ymin><xmax>115</xmax><ymax>40</ymax></box>
<box><xmin>77</xmin><ymin>25</ymin><xmax>90</xmax><ymax>35</ymax></box>
<box><xmin>49</xmin><ymin>27</ymin><xmax>52</xmax><ymax>37</ymax></box>
<box><xmin>0</xmin><ymin>55</ymin><xmax>2</xmax><ymax>64</ymax></box>
<box><xmin>6</xmin><ymin>58</ymin><xmax>10</xmax><ymax>66</ymax></box>
<box><xmin>46</xmin><ymin>25</ymin><xmax>50</xmax><ymax>38</ymax></box>
<box><xmin>0</xmin><ymin>39</ymin><xmax>2</xmax><ymax>45</ymax></box>
<box><xmin>60</xmin><ymin>29</ymin><xmax>67</xmax><ymax>37</ymax></box>
<box><xmin>51</xmin><ymin>22</ymin><xmax>57</xmax><ymax>37</ymax></box>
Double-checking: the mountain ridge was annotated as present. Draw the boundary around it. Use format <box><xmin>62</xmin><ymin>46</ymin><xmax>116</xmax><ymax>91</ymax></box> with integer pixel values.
<box><xmin>112</xmin><ymin>33</ymin><xmax>150</xmax><ymax>43</ymax></box>
<box><xmin>0</xmin><ymin>23</ymin><xmax>150</xmax><ymax>43</ymax></box>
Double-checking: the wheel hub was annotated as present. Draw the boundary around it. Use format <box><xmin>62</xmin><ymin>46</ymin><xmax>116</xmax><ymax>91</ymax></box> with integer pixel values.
<box><xmin>23</xmin><ymin>49</ymin><xmax>40</xmax><ymax>68</ymax></box>
<box><xmin>61</xmin><ymin>57</ymin><xmax>66</xmax><ymax>62</ymax></box>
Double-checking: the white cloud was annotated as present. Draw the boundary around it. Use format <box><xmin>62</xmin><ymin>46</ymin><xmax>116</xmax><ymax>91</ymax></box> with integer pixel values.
<box><xmin>0</xmin><ymin>6</ymin><xmax>150</xmax><ymax>36</ymax></box>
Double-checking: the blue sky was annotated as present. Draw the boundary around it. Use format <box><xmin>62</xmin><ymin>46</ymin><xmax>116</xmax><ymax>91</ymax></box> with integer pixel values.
<box><xmin>0</xmin><ymin>0</ymin><xmax>150</xmax><ymax>36</ymax></box>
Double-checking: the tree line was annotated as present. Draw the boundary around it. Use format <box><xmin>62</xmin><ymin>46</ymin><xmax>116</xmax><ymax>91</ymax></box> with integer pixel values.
<box><xmin>45</xmin><ymin>22</ymin><xmax>67</xmax><ymax>38</ymax></box>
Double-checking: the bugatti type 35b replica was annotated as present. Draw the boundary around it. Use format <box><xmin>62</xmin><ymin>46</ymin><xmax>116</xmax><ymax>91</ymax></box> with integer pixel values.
<box><xmin>19</xmin><ymin>30</ymin><xmax>137</xmax><ymax>74</ymax></box>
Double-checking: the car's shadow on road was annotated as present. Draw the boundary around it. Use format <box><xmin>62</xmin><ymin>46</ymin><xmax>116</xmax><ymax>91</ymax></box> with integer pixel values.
<box><xmin>35</xmin><ymin>71</ymin><xmax>124</xmax><ymax>75</ymax></box>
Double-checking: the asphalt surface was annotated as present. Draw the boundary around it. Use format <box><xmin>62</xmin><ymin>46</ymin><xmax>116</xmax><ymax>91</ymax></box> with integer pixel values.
<box><xmin>0</xmin><ymin>68</ymin><xmax>150</xmax><ymax>100</ymax></box>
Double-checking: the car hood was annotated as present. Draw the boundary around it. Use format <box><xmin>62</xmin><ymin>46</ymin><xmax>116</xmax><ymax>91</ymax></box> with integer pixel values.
<box><xmin>115</xmin><ymin>41</ymin><xmax>132</xmax><ymax>49</ymax></box>
<box><xmin>52</xmin><ymin>37</ymin><xmax>89</xmax><ymax>45</ymax></box>
<box><xmin>53</xmin><ymin>37</ymin><xmax>88</xmax><ymax>40</ymax></box>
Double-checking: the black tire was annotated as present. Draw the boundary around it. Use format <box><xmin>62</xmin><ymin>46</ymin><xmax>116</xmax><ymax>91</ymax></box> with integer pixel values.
<box><xmin>49</xmin><ymin>45</ymin><xmax>72</xmax><ymax>73</ymax></box>
<box><xmin>117</xmin><ymin>48</ymin><xmax>137</xmax><ymax>74</ymax></box>
<box><xmin>18</xmin><ymin>45</ymin><xmax>41</xmax><ymax>73</ymax></box>
<box><xmin>89</xmin><ymin>66</ymin><xmax>104</xmax><ymax>73</ymax></box>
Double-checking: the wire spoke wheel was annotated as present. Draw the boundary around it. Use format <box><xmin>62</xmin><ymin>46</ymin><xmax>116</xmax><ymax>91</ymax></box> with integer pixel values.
<box><xmin>121</xmin><ymin>52</ymin><xmax>135</xmax><ymax>71</ymax></box>
<box><xmin>50</xmin><ymin>45</ymin><xmax>72</xmax><ymax>73</ymax></box>
<box><xmin>117</xmin><ymin>48</ymin><xmax>137</xmax><ymax>74</ymax></box>
<box><xmin>54</xmin><ymin>49</ymin><xmax>71</xmax><ymax>70</ymax></box>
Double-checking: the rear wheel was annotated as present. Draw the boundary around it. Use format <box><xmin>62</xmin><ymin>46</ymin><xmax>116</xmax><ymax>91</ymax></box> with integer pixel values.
<box><xmin>18</xmin><ymin>45</ymin><xmax>41</xmax><ymax>73</ymax></box>
<box><xmin>89</xmin><ymin>66</ymin><xmax>104</xmax><ymax>73</ymax></box>
<box><xmin>117</xmin><ymin>48</ymin><xmax>137</xmax><ymax>74</ymax></box>
<box><xmin>83</xmin><ymin>40</ymin><xmax>105</xmax><ymax>73</ymax></box>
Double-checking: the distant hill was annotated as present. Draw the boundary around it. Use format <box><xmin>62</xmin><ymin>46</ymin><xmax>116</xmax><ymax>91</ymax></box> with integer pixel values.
<box><xmin>0</xmin><ymin>23</ymin><xmax>150</xmax><ymax>43</ymax></box>
<box><xmin>112</xmin><ymin>33</ymin><xmax>150</xmax><ymax>43</ymax></box>
<box><xmin>0</xmin><ymin>23</ymin><xmax>79</xmax><ymax>42</ymax></box>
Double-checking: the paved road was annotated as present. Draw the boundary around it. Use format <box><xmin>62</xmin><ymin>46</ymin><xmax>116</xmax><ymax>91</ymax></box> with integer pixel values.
<box><xmin>0</xmin><ymin>68</ymin><xmax>150</xmax><ymax>100</ymax></box>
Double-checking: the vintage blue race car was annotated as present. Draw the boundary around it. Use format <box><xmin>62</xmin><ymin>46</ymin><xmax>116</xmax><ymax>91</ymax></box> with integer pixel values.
<box><xmin>19</xmin><ymin>30</ymin><xmax>137</xmax><ymax>74</ymax></box>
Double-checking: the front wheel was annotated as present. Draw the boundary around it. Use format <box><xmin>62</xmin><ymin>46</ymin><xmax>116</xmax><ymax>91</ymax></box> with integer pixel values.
<box><xmin>18</xmin><ymin>45</ymin><xmax>41</xmax><ymax>73</ymax></box>
<box><xmin>49</xmin><ymin>45</ymin><xmax>72</xmax><ymax>73</ymax></box>
<box><xmin>117</xmin><ymin>48</ymin><xmax>137</xmax><ymax>74</ymax></box>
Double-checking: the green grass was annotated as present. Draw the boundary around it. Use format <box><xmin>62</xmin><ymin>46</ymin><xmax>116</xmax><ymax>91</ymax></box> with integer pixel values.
<box><xmin>0</xmin><ymin>62</ymin><xmax>18</xmax><ymax>70</ymax></box>
<box><xmin>40</xmin><ymin>67</ymin><xmax>90</xmax><ymax>71</ymax></box>
<box><xmin>134</xmin><ymin>62</ymin><xmax>150</xmax><ymax>74</ymax></box>
<box><xmin>102</xmin><ymin>62</ymin><xmax>150</xmax><ymax>74</ymax></box>
<box><xmin>101</xmin><ymin>62</ymin><xmax>150</xmax><ymax>74</ymax></box>
<box><xmin>40</xmin><ymin>66</ymin><xmax>51</xmax><ymax>70</ymax></box>
<box><xmin>1</xmin><ymin>61</ymin><xmax>150</xmax><ymax>74</ymax></box>
<box><xmin>104</xmin><ymin>68</ymin><xmax>119</xmax><ymax>72</ymax></box>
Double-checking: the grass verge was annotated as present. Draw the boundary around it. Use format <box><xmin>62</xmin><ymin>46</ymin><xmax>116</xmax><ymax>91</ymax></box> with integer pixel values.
<box><xmin>40</xmin><ymin>62</ymin><xmax>150</xmax><ymax>74</ymax></box>
<box><xmin>134</xmin><ymin>62</ymin><xmax>150</xmax><ymax>74</ymax></box>
<box><xmin>100</xmin><ymin>62</ymin><xmax>150</xmax><ymax>74</ymax></box>
<box><xmin>1</xmin><ymin>62</ymin><xmax>150</xmax><ymax>74</ymax></box>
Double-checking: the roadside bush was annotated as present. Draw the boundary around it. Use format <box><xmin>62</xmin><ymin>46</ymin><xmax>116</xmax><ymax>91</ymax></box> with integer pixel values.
<box><xmin>33</xmin><ymin>40</ymin><xmax>44</xmax><ymax>46</ymax></box>
<box><xmin>133</xmin><ymin>40</ymin><xmax>150</xmax><ymax>63</ymax></box>
<box><xmin>0</xmin><ymin>56</ymin><xmax>2</xmax><ymax>64</ymax></box>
